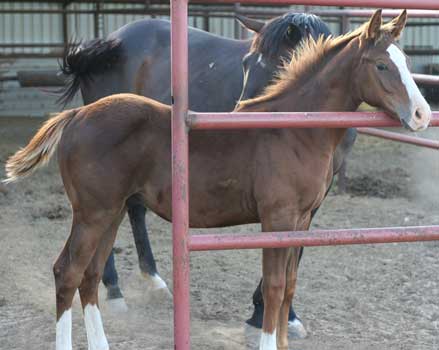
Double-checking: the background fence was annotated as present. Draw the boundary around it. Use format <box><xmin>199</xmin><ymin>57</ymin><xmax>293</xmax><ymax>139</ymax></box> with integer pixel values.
<box><xmin>1</xmin><ymin>1</ymin><xmax>439</xmax><ymax>117</ymax></box>
<box><xmin>168</xmin><ymin>0</ymin><xmax>439</xmax><ymax>349</ymax></box>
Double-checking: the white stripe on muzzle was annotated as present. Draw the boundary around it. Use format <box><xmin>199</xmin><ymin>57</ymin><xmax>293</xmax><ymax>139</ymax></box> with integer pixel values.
<box><xmin>387</xmin><ymin>44</ymin><xmax>431</xmax><ymax>130</ymax></box>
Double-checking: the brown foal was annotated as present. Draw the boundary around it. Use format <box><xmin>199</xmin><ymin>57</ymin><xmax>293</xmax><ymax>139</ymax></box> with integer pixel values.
<box><xmin>5</xmin><ymin>10</ymin><xmax>430</xmax><ymax>350</ymax></box>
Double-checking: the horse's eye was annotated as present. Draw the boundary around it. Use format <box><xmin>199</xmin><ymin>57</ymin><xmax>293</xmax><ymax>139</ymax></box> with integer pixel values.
<box><xmin>376</xmin><ymin>63</ymin><xmax>388</xmax><ymax>71</ymax></box>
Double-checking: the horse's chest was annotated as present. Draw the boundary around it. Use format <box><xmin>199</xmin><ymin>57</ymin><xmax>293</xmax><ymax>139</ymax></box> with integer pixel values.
<box><xmin>253</xmin><ymin>143</ymin><xmax>334</xmax><ymax>214</ymax></box>
<box><xmin>283</xmin><ymin>148</ymin><xmax>334</xmax><ymax>212</ymax></box>
<box><xmin>296</xmin><ymin>167</ymin><xmax>332</xmax><ymax>211</ymax></box>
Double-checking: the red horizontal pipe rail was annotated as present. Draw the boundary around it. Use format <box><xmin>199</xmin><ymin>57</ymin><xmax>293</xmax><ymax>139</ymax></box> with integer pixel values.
<box><xmin>189</xmin><ymin>225</ymin><xmax>439</xmax><ymax>251</ymax></box>
<box><xmin>413</xmin><ymin>73</ymin><xmax>439</xmax><ymax>86</ymax></box>
<box><xmin>192</xmin><ymin>0</ymin><xmax>439</xmax><ymax>9</ymax></box>
<box><xmin>357</xmin><ymin>127</ymin><xmax>439</xmax><ymax>149</ymax></box>
<box><xmin>188</xmin><ymin>111</ymin><xmax>439</xmax><ymax>130</ymax></box>
<box><xmin>312</xmin><ymin>9</ymin><xmax>439</xmax><ymax>18</ymax></box>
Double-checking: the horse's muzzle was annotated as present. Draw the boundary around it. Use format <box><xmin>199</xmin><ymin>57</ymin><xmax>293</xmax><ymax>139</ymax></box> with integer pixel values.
<box><xmin>400</xmin><ymin>103</ymin><xmax>431</xmax><ymax>132</ymax></box>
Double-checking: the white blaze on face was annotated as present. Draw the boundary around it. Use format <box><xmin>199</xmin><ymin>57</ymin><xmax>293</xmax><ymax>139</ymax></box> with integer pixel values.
<box><xmin>387</xmin><ymin>44</ymin><xmax>431</xmax><ymax>130</ymax></box>
<box><xmin>56</xmin><ymin>309</ymin><xmax>72</xmax><ymax>350</ymax></box>
<box><xmin>259</xmin><ymin>329</ymin><xmax>277</xmax><ymax>350</ymax></box>
<box><xmin>84</xmin><ymin>304</ymin><xmax>109</xmax><ymax>350</ymax></box>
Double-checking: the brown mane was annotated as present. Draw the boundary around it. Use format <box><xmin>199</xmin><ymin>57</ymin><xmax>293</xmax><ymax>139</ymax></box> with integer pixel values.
<box><xmin>236</xmin><ymin>24</ymin><xmax>368</xmax><ymax>111</ymax></box>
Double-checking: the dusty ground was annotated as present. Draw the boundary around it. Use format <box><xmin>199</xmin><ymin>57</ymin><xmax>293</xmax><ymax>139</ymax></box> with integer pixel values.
<box><xmin>2</xmin><ymin>117</ymin><xmax>439</xmax><ymax>350</ymax></box>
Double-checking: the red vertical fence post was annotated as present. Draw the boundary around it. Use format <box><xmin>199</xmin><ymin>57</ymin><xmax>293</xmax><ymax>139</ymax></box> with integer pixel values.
<box><xmin>169</xmin><ymin>1</ymin><xmax>439</xmax><ymax>349</ymax></box>
<box><xmin>171</xmin><ymin>0</ymin><xmax>191</xmax><ymax>349</ymax></box>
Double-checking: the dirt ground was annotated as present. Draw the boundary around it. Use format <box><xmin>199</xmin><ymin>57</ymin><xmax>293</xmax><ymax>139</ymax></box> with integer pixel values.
<box><xmin>2</xmin><ymin>117</ymin><xmax>439</xmax><ymax>350</ymax></box>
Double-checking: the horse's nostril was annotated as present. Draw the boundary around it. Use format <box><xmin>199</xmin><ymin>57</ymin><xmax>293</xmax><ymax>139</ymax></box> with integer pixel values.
<box><xmin>415</xmin><ymin>109</ymin><xmax>422</xmax><ymax>120</ymax></box>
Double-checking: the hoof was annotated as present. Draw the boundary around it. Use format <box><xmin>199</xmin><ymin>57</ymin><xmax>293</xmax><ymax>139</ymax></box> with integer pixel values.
<box><xmin>143</xmin><ymin>273</ymin><xmax>172</xmax><ymax>297</ymax></box>
<box><xmin>106</xmin><ymin>284</ymin><xmax>123</xmax><ymax>300</ymax></box>
<box><xmin>288</xmin><ymin>318</ymin><xmax>307</xmax><ymax>339</ymax></box>
<box><xmin>245</xmin><ymin>304</ymin><xmax>264</xmax><ymax>329</ymax></box>
<box><xmin>246</xmin><ymin>303</ymin><xmax>263</xmax><ymax>329</ymax></box>
<box><xmin>106</xmin><ymin>297</ymin><xmax>128</xmax><ymax>313</ymax></box>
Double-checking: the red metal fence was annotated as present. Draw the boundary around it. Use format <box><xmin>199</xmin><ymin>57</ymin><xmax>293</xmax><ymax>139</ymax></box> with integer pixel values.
<box><xmin>171</xmin><ymin>1</ymin><xmax>439</xmax><ymax>349</ymax></box>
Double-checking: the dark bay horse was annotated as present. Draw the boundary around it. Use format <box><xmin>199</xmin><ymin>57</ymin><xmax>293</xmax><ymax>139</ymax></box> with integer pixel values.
<box><xmin>5</xmin><ymin>10</ymin><xmax>430</xmax><ymax>350</ymax></box>
<box><xmin>60</xmin><ymin>11</ymin><xmax>332</xmax><ymax>333</ymax></box>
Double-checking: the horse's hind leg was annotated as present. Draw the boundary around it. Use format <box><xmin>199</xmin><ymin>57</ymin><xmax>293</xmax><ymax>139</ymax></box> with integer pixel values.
<box><xmin>102</xmin><ymin>250</ymin><xmax>129</xmax><ymax>312</ymax></box>
<box><xmin>54</xmin><ymin>237</ymin><xmax>75</xmax><ymax>350</ymax></box>
<box><xmin>78</xmin><ymin>214</ymin><xmax>123</xmax><ymax>350</ymax></box>
<box><xmin>126</xmin><ymin>194</ymin><xmax>170</xmax><ymax>295</ymax></box>
<box><xmin>102</xmin><ymin>250</ymin><xmax>123</xmax><ymax>298</ymax></box>
<box><xmin>54</xmin><ymin>211</ymin><xmax>120</xmax><ymax>350</ymax></box>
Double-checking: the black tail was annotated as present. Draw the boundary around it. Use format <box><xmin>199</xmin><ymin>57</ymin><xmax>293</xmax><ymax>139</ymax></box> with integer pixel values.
<box><xmin>57</xmin><ymin>38</ymin><xmax>123</xmax><ymax>106</ymax></box>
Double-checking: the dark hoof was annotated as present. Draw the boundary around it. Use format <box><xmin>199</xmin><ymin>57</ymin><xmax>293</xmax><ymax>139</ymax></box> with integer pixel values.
<box><xmin>246</xmin><ymin>303</ymin><xmax>306</xmax><ymax>338</ymax></box>
<box><xmin>106</xmin><ymin>284</ymin><xmax>124</xmax><ymax>300</ymax></box>
<box><xmin>246</xmin><ymin>303</ymin><xmax>263</xmax><ymax>329</ymax></box>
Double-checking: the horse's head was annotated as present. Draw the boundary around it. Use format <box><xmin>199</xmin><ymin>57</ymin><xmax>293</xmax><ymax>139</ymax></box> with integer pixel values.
<box><xmin>236</xmin><ymin>12</ymin><xmax>331</xmax><ymax>102</ymax></box>
<box><xmin>356</xmin><ymin>10</ymin><xmax>431</xmax><ymax>131</ymax></box>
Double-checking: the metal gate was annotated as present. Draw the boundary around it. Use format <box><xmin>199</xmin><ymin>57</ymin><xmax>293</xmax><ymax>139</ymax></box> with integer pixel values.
<box><xmin>170</xmin><ymin>1</ymin><xmax>439</xmax><ymax>349</ymax></box>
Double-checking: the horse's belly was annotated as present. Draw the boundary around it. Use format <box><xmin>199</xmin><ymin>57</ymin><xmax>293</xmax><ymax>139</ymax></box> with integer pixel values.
<box><xmin>188</xmin><ymin>183</ymin><xmax>257</xmax><ymax>228</ymax></box>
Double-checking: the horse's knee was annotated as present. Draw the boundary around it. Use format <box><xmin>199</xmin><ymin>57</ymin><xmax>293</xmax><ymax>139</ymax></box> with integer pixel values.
<box><xmin>263</xmin><ymin>278</ymin><xmax>286</xmax><ymax>307</ymax></box>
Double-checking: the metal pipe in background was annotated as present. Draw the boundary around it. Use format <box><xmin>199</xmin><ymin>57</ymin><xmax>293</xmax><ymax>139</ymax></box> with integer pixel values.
<box><xmin>357</xmin><ymin>127</ymin><xmax>439</xmax><ymax>149</ymax></box>
<box><xmin>189</xmin><ymin>226</ymin><xmax>439</xmax><ymax>251</ymax></box>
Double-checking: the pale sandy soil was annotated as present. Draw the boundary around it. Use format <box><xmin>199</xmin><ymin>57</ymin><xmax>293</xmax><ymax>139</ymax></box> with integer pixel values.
<box><xmin>1</xmin><ymin>118</ymin><xmax>439</xmax><ymax>349</ymax></box>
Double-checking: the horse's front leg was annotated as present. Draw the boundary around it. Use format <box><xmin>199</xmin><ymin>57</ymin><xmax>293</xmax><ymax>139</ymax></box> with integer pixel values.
<box><xmin>126</xmin><ymin>194</ymin><xmax>170</xmax><ymax>296</ymax></box>
<box><xmin>247</xmin><ymin>249</ymin><xmax>306</xmax><ymax>339</ymax></box>
<box><xmin>276</xmin><ymin>247</ymin><xmax>301</xmax><ymax>350</ymax></box>
<box><xmin>260</xmin><ymin>247</ymin><xmax>290</xmax><ymax>350</ymax></box>
<box><xmin>259</xmin><ymin>208</ymin><xmax>300</xmax><ymax>350</ymax></box>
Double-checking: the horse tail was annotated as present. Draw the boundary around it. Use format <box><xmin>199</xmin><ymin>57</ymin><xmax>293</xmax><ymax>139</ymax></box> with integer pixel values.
<box><xmin>4</xmin><ymin>109</ymin><xmax>79</xmax><ymax>183</ymax></box>
<box><xmin>57</xmin><ymin>38</ymin><xmax>123</xmax><ymax>106</ymax></box>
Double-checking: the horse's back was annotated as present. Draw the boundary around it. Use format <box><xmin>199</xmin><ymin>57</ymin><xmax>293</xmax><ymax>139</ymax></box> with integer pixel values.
<box><xmin>81</xmin><ymin>19</ymin><xmax>247</xmax><ymax>111</ymax></box>
<box><xmin>110</xmin><ymin>18</ymin><xmax>240</xmax><ymax>50</ymax></box>
<box><xmin>61</xmin><ymin>94</ymin><xmax>169</xmax><ymax>155</ymax></box>
<box><xmin>80</xmin><ymin>93</ymin><xmax>169</xmax><ymax>124</ymax></box>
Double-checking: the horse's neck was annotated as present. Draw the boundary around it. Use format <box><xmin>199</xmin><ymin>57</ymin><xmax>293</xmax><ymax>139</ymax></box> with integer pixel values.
<box><xmin>241</xmin><ymin>38</ymin><xmax>362</xmax><ymax>148</ymax></box>
<box><xmin>281</xmin><ymin>41</ymin><xmax>362</xmax><ymax>111</ymax></box>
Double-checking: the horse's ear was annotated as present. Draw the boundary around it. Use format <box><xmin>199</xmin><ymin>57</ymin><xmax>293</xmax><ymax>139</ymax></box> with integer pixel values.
<box><xmin>285</xmin><ymin>23</ymin><xmax>302</xmax><ymax>45</ymax></box>
<box><xmin>235</xmin><ymin>14</ymin><xmax>265</xmax><ymax>33</ymax></box>
<box><xmin>366</xmin><ymin>9</ymin><xmax>383</xmax><ymax>40</ymax></box>
<box><xmin>386</xmin><ymin>9</ymin><xmax>408</xmax><ymax>39</ymax></box>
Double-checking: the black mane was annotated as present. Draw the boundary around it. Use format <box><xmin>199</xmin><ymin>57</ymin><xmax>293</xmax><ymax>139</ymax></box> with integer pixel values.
<box><xmin>252</xmin><ymin>12</ymin><xmax>332</xmax><ymax>59</ymax></box>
